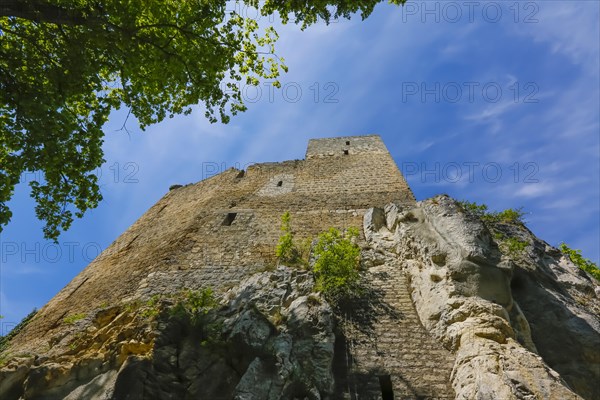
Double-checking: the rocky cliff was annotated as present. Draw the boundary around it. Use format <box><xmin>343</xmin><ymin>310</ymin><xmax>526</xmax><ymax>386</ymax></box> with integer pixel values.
<box><xmin>363</xmin><ymin>195</ymin><xmax>599</xmax><ymax>400</ymax></box>
<box><xmin>1</xmin><ymin>195</ymin><xmax>598</xmax><ymax>399</ymax></box>
<box><xmin>0</xmin><ymin>196</ymin><xmax>600</xmax><ymax>400</ymax></box>
<box><xmin>1</xmin><ymin>266</ymin><xmax>336</xmax><ymax>399</ymax></box>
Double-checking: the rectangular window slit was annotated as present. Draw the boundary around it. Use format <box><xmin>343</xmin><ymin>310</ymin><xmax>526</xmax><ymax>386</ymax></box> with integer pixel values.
<box><xmin>277</xmin><ymin>180</ymin><xmax>283</xmax><ymax>187</ymax></box>
<box><xmin>222</xmin><ymin>213</ymin><xmax>237</xmax><ymax>226</ymax></box>
<box><xmin>343</xmin><ymin>150</ymin><xmax>349</xmax><ymax>155</ymax></box>
<box><xmin>345</xmin><ymin>141</ymin><xmax>350</xmax><ymax>145</ymax></box>
<box><xmin>379</xmin><ymin>375</ymin><xmax>394</xmax><ymax>400</ymax></box>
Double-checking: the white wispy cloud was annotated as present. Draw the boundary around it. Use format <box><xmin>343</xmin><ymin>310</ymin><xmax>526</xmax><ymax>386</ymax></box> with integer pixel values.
<box><xmin>513</xmin><ymin>182</ymin><xmax>556</xmax><ymax>198</ymax></box>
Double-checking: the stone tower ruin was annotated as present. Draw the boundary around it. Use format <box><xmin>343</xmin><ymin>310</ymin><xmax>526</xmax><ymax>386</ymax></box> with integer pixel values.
<box><xmin>2</xmin><ymin>135</ymin><xmax>598</xmax><ymax>400</ymax></box>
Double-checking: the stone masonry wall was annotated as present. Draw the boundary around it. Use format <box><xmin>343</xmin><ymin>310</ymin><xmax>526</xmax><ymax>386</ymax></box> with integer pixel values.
<box><xmin>335</xmin><ymin>261</ymin><xmax>455</xmax><ymax>399</ymax></box>
<box><xmin>9</xmin><ymin>135</ymin><xmax>415</xmax><ymax>357</ymax></box>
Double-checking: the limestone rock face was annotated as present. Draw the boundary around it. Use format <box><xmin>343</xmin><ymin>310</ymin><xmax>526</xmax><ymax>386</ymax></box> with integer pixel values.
<box><xmin>0</xmin><ymin>267</ymin><xmax>335</xmax><ymax>400</ymax></box>
<box><xmin>364</xmin><ymin>195</ymin><xmax>600</xmax><ymax>400</ymax></box>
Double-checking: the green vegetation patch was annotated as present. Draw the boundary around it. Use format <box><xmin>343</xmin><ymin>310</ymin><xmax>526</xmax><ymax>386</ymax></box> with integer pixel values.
<box><xmin>460</xmin><ymin>200</ymin><xmax>598</xmax><ymax>275</ymax></box>
<box><xmin>274</xmin><ymin>212</ymin><xmax>363</xmax><ymax>305</ymax></box>
<box><xmin>170</xmin><ymin>288</ymin><xmax>222</xmax><ymax>345</ymax></box>
<box><xmin>312</xmin><ymin>227</ymin><xmax>362</xmax><ymax>303</ymax></box>
<box><xmin>63</xmin><ymin>312</ymin><xmax>87</xmax><ymax>325</ymax></box>
<box><xmin>503</xmin><ymin>236</ymin><xmax>528</xmax><ymax>257</ymax></box>
<box><xmin>560</xmin><ymin>243</ymin><xmax>600</xmax><ymax>281</ymax></box>
<box><xmin>140</xmin><ymin>294</ymin><xmax>162</xmax><ymax>320</ymax></box>
<box><xmin>457</xmin><ymin>200</ymin><xmax>526</xmax><ymax>225</ymax></box>
<box><xmin>275</xmin><ymin>211</ymin><xmax>301</xmax><ymax>265</ymax></box>
<box><xmin>275</xmin><ymin>211</ymin><xmax>311</xmax><ymax>268</ymax></box>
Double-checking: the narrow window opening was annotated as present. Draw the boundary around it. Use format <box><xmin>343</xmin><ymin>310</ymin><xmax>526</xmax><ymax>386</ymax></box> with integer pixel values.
<box><xmin>343</xmin><ymin>150</ymin><xmax>349</xmax><ymax>155</ymax></box>
<box><xmin>345</xmin><ymin>140</ymin><xmax>350</xmax><ymax>145</ymax></box>
<box><xmin>236</xmin><ymin>170</ymin><xmax>245</xmax><ymax>179</ymax></box>
<box><xmin>222</xmin><ymin>213</ymin><xmax>237</xmax><ymax>226</ymax></box>
<box><xmin>379</xmin><ymin>375</ymin><xmax>394</xmax><ymax>400</ymax></box>
<box><xmin>277</xmin><ymin>180</ymin><xmax>283</xmax><ymax>187</ymax></box>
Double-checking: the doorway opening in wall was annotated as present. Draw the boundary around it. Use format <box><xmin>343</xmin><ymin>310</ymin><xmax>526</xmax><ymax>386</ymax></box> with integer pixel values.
<box><xmin>379</xmin><ymin>375</ymin><xmax>394</xmax><ymax>400</ymax></box>
<box><xmin>277</xmin><ymin>180</ymin><xmax>283</xmax><ymax>187</ymax></box>
<box><xmin>346</xmin><ymin>140</ymin><xmax>350</xmax><ymax>145</ymax></box>
<box><xmin>222</xmin><ymin>213</ymin><xmax>237</xmax><ymax>226</ymax></box>
<box><xmin>236</xmin><ymin>170</ymin><xmax>245</xmax><ymax>179</ymax></box>
<box><xmin>343</xmin><ymin>150</ymin><xmax>349</xmax><ymax>155</ymax></box>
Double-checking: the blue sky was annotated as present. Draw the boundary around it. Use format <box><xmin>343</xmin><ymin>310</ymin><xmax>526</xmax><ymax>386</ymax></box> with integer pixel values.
<box><xmin>1</xmin><ymin>1</ymin><xmax>599</xmax><ymax>332</ymax></box>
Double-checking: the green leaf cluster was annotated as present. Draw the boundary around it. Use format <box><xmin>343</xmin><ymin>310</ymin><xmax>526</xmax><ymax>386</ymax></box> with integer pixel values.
<box><xmin>256</xmin><ymin>0</ymin><xmax>405</xmax><ymax>29</ymax></box>
<box><xmin>170</xmin><ymin>288</ymin><xmax>222</xmax><ymax>344</ymax></box>
<box><xmin>171</xmin><ymin>288</ymin><xmax>217</xmax><ymax>324</ymax></box>
<box><xmin>490</xmin><ymin>208</ymin><xmax>527</xmax><ymax>224</ymax></box>
<box><xmin>0</xmin><ymin>1</ymin><xmax>412</xmax><ymax>240</ymax></box>
<box><xmin>457</xmin><ymin>200</ymin><xmax>526</xmax><ymax>224</ymax></box>
<box><xmin>275</xmin><ymin>211</ymin><xmax>302</xmax><ymax>265</ymax></box>
<box><xmin>456</xmin><ymin>200</ymin><xmax>489</xmax><ymax>217</ymax></box>
<box><xmin>312</xmin><ymin>227</ymin><xmax>361</xmax><ymax>303</ymax></box>
<box><xmin>559</xmin><ymin>243</ymin><xmax>600</xmax><ymax>281</ymax></box>
<box><xmin>140</xmin><ymin>294</ymin><xmax>162</xmax><ymax>319</ymax></box>
<box><xmin>504</xmin><ymin>237</ymin><xmax>528</xmax><ymax>256</ymax></box>
<box><xmin>494</xmin><ymin>232</ymin><xmax>528</xmax><ymax>257</ymax></box>
<box><xmin>1</xmin><ymin>0</ymin><xmax>406</xmax><ymax>240</ymax></box>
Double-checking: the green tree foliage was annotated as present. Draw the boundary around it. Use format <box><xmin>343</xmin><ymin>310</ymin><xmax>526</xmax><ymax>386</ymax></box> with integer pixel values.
<box><xmin>559</xmin><ymin>243</ymin><xmax>600</xmax><ymax>281</ymax></box>
<box><xmin>312</xmin><ymin>227</ymin><xmax>361</xmax><ymax>303</ymax></box>
<box><xmin>0</xmin><ymin>0</ymin><xmax>405</xmax><ymax>240</ymax></box>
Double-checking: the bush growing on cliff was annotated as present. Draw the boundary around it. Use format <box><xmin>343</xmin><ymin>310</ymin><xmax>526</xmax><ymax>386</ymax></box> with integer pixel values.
<box><xmin>312</xmin><ymin>227</ymin><xmax>361</xmax><ymax>303</ymax></box>
<box><xmin>171</xmin><ymin>288</ymin><xmax>222</xmax><ymax>344</ymax></box>
<box><xmin>171</xmin><ymin>288</ymin><xmax>217</xmax><ymax>324</ymax></box>
<box><xmin>457</xmin><ymin>200</ymin><xmax>526</xmax><ymax>225</ymax></box>
<box><xmin>493</xmin><ymin>232</ymin><xmax>529</xmax><ymax>257</ymax></box>
<box><xmin>491</xmin><ymin>207</ymin><xmax>527</xmax><ymax>224</ymax></box>
<box><xmin>559</xmin><ymin>243</ymin><xmax>600</xmax><ymax>281</ymax></box>
<box><xmin>275</xmin><ymin>211</ymin><xmax>311</xmax><ymax>267</ymax></box>
<box><xmin>274</xmin><ymin>214</ymin><xmax>362</xmax><ymax>302</ymax></box>
<box><xmin>276</xmin><ymin>211</ymin><xmax>300</xmax><ymax>264</ymax></box>
<box><xmin>457</xmin><ymin>200</ymin><xmax>488</xmax><ymax>217</ymax></box>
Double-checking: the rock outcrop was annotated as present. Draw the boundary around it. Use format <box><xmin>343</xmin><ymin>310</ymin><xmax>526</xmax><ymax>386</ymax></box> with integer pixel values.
<box><xmin>0</xmin><ymin>267</ymin><xmax>335</xmax><ymax>400</ymax></box>
<box><xmin>363</xmin><ymin>195</ymin><xmax>600</xmax><ymax>400</ymax></box>
<box><xmin>1</xmin><ymin>193</ymin><xmax>598</xmax><ymax>399</ymax></box>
